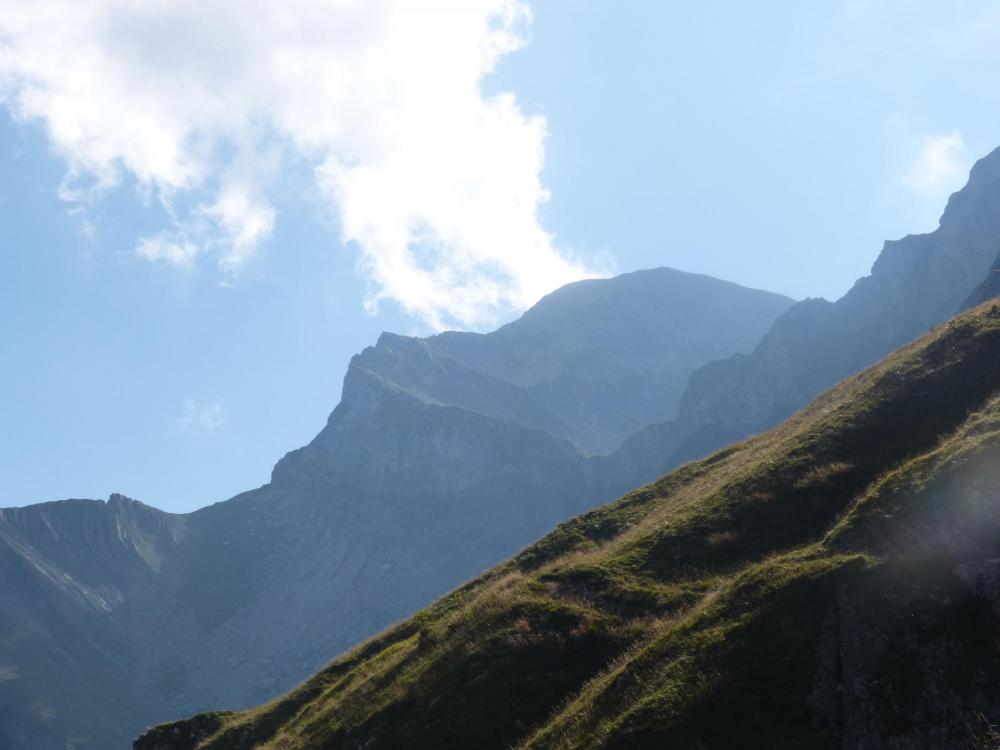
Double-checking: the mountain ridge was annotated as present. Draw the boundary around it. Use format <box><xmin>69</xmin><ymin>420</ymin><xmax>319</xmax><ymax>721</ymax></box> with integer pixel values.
<box><xmin>669</xmin><ymin>145</ymin><xmax>1000</xmax><ymax>456</ymax></box>
<box><xmin>1</xmin><ymin>266</ymin><xmax>792</xmax><ymax>750</ymax></box>
<box><xmin>134</xmin><ymin>298</ymin><xmax>1000</xmax><ymax>750</ymax></box>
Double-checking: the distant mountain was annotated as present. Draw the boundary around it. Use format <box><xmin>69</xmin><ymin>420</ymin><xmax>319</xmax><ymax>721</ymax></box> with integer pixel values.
<box><xmin>136</xmin><ymin>293</ymin><xmax>1000</xmax><ymax>750</ymax></box>
<box><xmin>0</xmin><ymin>268</ymin><xmax>791</xmax><ymax>749</ymax></box>
<box><xmin>304</xmin><ymin>267</ymin><xmax>795</xmax><ymax>457</ymax></box>
<box><xmin>670</xmin><ymin>146</ymin><xmax>1000</xmax><ymax>457</ymax></box>
<box><xmin>0</xmin><ymin>496</ymin><xmax>184</xmax><ymax>749</ymax></box>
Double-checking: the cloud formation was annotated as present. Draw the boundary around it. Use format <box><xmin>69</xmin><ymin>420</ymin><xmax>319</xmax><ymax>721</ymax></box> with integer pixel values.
<box><xmin>902</xmin><ymin>131</ymin><xmax>968</xmax><ymax>197</ymax></box>
<box><xmin>0</xmin><ymin>0</ymin><xmax>595</xmax><ymax>329</ymax></box>
<box><xmin>178</xmin><ymin>399</ymin><xmax>225</xmax><ymax>432</ymax></box>
<box><xmin>887</xmin><ymin>117</ymin><xmax>971</xmax><ymax>229</ymax></box>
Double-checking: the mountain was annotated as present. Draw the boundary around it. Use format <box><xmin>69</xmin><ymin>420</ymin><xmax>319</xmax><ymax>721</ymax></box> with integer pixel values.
<box><xmin>135</xmin><ymin>298</ymin><xmax>1000</xmax><ymax>750</ymax></box>
<box><xmin>295</xmin><ymin>267</ymin><xmax>796</xmax><ymax>457</ymax></box>
<box><xmin>11</xmin><ymin>146</ymin><xmax>1000</xmax><ymax>750</ymax></box>
<box><xmin>963</xmin><ymin>250</ymin><xmax>1000</xmax><ymax>310</ymax></box>
<box><xmin>0</xmin><ymin>496</ymin><xmax>185</xmax><ymax>750</ymax></box>
<box><xmin>0</xmin><ymin>268</ymin><xmax>792</xmax><ymax>750</ymax></box>
<box><xmin>669</xmin><ymin>146</ymin><xmax>1000</xmax><ymax>456</ymax></box>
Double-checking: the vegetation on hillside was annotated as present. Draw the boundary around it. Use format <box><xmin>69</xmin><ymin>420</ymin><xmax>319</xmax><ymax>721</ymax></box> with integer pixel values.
<box><xmin>137</xmin><ymin>301</ymin><xmax>1000</xmax><ymax>750</ymax></box>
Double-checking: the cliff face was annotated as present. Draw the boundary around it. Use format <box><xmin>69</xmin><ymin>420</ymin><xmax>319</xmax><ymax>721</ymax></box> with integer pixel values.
<box><xmin>0</xmin><ymin>268</ymin><xmax>791</xmax><ymax>750</ymax></box>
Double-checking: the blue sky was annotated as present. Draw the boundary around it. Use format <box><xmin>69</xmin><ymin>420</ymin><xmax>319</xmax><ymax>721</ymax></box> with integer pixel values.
<box><xmin>2</xmin><ymin>1</ymin><xmax>999</xmax><ymax>512</ymax></box>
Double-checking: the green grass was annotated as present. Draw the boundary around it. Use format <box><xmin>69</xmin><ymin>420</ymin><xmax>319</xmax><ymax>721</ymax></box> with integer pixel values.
<box><xmin>136</xmin><ymin>301</ymin><xmax>1000</xmax><ymax>750</ymax></box>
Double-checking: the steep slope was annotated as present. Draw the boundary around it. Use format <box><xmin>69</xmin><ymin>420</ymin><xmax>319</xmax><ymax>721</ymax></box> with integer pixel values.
<box><xmin>672</xmin><ymin>145</ymin><xmax>1000</xmax><ymax>457</ymax></box>
<box><xmin>0</xmin><ymin>268</ymin><xmax>791</xmax><ymax>750</ymax></box>
<box><xmin>136</xmin><ymin>300</ymin><xmax>1000</xmax><ymax>750</ymax></box>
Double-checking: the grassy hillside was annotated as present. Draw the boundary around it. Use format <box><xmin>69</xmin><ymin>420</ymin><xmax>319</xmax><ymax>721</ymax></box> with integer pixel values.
<box><xmin>137</xmin><ymin>300</ymin><xmax>1000</xmax><ymax>750</ymax></box>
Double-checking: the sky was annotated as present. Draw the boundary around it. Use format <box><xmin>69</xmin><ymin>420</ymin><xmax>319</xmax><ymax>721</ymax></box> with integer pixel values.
<box><xmin>1</xmin><ymin>1</ymin><xmax>999</xmax><ymax>513</ymax></box>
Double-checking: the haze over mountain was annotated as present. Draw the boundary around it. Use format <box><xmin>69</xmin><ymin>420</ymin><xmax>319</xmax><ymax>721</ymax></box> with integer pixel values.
<box><xmin>0</xmin><ymin>268</ymin><xmax>791</xmax><ymax>749</ymax></box>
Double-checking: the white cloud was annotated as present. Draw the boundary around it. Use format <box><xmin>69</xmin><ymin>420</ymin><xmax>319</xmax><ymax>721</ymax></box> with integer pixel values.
<box><xmin>0</xmin><ymin>0</ymin><xmax>597</xmax><ymax>330</ymax></box>
<box><xmin>178</xmin><ymin>399</ymin><xmax>225</xmax><ymax>432</ymax></box>
<box><xmin>902</xmin><ymin>131</ymin><xmax>967</xmax><ymax>196</ymax></box>
<box><xmin>137</xmin><ymin>235</ymin><xmax>200</xmax><ymax>270</ymax></box>
<box><xmin>886</xmin><ymin>117</ymin><xmax>971</xmax><ymax>231</ymax></box>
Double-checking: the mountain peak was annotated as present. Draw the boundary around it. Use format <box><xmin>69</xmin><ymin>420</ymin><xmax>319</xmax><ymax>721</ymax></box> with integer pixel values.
<box><xmin>324</xmin><ymin>267</ymin><xmax>794</xmax><ymax>455</ymax></box>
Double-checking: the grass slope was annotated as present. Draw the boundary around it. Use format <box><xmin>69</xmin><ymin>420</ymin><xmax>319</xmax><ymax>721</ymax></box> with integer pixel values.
<box><xmin>137</xmin><ymin>301</ymin><xmax>1000</xmax><ymax>750</ymax></box>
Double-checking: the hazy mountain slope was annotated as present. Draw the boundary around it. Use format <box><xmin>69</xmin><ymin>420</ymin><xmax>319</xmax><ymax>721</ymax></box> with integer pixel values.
<box><xmin>163</xmin><ymin>406</ymin><xmax>605</xmax><ymax>712</ymax></box>
<box><xmin>672</xmin><ymin>145</ymin><xmax>1000</xmax><ymax>456</ymax></box>
<box><xmin>284</xmin><ymin>267</ymin><xmax>793</xmax><ymax>456</ymax></box>
<box><xmin>963</xmin><ymin>249</ymin><xmax>1000</xmax><ymax>310</ymax></box>
<box><xmin>135</xmin><ymin>300</ymin><xmax>1000</xmax><ymax>750</ymax></box>
<box><xmin>0</xmin><ymin>496</ymin><xmax>186</xmax><ymax>749</ymax></box>
<box><xmin>165</xmin><ymin>266</ymin><xmax>793</xmax><ymax>715</ymax></box>
<box><xmin>0</xmin><ymin>268</ymin><xmax>791</xmax><ymax>750</ymax></box>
